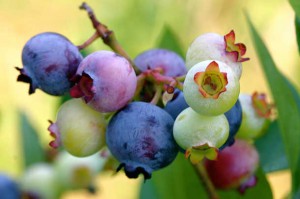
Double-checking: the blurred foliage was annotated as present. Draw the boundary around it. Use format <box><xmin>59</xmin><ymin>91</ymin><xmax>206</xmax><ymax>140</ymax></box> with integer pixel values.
<box><xmin>295</xmin><ymin>16</ymin><xmax>300</xmax><ymax>54</ymax></box>
<box><xmin>255</xmin><ymin>121</ymin><xmax>289</xmax><ymax>173</ymax></box>
<box><xmin>247</xmin><ymin>15</ymin><xmax>300</xmax><ymax>198</ymax></box>
<box><xmin>289</xmin><ymin>0</ymin><xmax>300</xmax><ymax>18</ymax></box>
<box><xmin>156</xmin><ymin>26</ymin><xmax>185</xmax><ymax>57</ymax></box>
<box><xmin>140</xmin><ymin>154</ymin><xmax>208</xmax><ymax>199</ymax></box>
<box><xmin>18</xmin><ymin>111</ymin><xmax>46</xmax><ymax>169</ymax></box>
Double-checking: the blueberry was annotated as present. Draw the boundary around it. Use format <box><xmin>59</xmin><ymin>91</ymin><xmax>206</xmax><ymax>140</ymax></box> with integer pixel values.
<box><xmin>70</xmin><ymin>50</ymin><xmax>137</xmax><ymax>113</ymax></box>
<box><xmin>134</xmin><ymin>48</ymin><xmax>187</xmax><ymax>77</ymax></box>
<box><xmin>183</xmin><ymin>60</ymin><xmax>240</xmax><ymax>116</ymax></box>
<box><xmin>0</xmin><ymin>173</ymin><xmax>21</xmax><ymax>199</ymax></box>
<box><xmin>164</xmin><ymin>89</ymin><xmax>189</xmax><ymax>120</ymax></box>
<box><xmin>106</xmin><ymin>102</ymin><xmax>179</xmax><ymax>179</ymax></box>
<box><xmin>220</xmin><ymin>99</ymin><xmax>242</xmax><ymax>149</ymax></box>
<box><xmin>17</xmin><ymin>32</ymin><xmax>83</xmax><ymax>95</ymax></box>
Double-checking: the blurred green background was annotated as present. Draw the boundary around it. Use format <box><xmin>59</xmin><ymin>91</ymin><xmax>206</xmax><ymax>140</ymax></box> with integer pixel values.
<box><xmin>0</xmin><ymin>0</ymin><xmax>299</xmax><ymax>198</ymax></box>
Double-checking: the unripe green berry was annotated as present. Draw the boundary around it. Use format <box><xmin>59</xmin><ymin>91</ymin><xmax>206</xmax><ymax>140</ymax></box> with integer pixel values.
<box><xmin>54</xmin><ymin>151</ymin><xmax>107</xmax><ymax>190</ymax></box>
<box><xmin>20</xmin><ymin>163</ymin><xmax>61</xmax><ymax>199</ymax></box>
<box><xmin>173</xmin><ymin>107</ymin><xmax>229</xmax><ymax>163</ymax></box>
<box><xmin>236</xmin><ymin>93</ymin><xmax>271</xmax><ymax>139</ymax></box>
<box><xmin>48</xmin><ymin>98</ymin><xmax>107</xmax><ymax>157</ymax></box>
<box><xmin>183</xmin><ymin>60</ymin><xmax>240</xmax><ymax>116</ymax></box>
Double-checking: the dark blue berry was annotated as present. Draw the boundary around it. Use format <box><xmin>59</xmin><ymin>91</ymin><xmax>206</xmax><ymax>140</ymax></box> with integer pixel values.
<box><xmin>106</xmin><ymin>102</ymin><xmax>179</xmax><ymax>179</ymax></box>
<box><xmin>164</xmin><ymin>89</ymin><xmax>189</xmax><ymax>120</ymax></box>
<box><xmin>17</xmin><ymin>32</ymin><xmax>83</xmax><ymax>95</ymax></box>
<box><xmin>220</xmin><ymin>99</ymin><xmax>242</xmax><ymax>149</ymax></box>
<box><xmin>0</xmin><ymin>173</ymin><xmax>21</xmax><ymax>199</ymax></box>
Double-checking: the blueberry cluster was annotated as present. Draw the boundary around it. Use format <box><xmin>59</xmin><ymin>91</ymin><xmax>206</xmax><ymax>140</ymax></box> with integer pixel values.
<box><xmin>16</xmin><ymin>13</ymin><xmax>272</xmax><ymax>194</ymax></box>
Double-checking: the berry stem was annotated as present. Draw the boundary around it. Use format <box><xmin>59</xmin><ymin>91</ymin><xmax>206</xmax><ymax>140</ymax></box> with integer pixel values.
<box><xmin>150</xmin><ymin>84</ymin><xmax>162</xmax><ymax>105</ymax></box>
<box><xmin>79</xmin><ymin>2</ymin><xmax>140</xmax><ymax>72</ymax></box>
<box><xmin>133</xmin><ymin>73</ymin><xmax>146</xmax><ymax>100</ymax></box>
<box><xmin>193</xmin><ymin>162</ymin><xmax>219</xmax><ymax>199</ymax></box>
<box><xmin>78</xmin><ymin>31</ymin><xmax>99</xmax><ymax>50</ymax></box>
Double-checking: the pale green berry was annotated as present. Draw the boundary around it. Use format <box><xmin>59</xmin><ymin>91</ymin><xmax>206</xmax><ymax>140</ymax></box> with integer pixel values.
<box><xmin>173</xmin><ymin>107</ymin><xmax>229</xmax><ymax>163</ymax></box>
<box><xmin>236</xmin><ymin>93</ymin><xmax>271</xmax><ymax>139</ymax></box>
<box><xmin>20</xmin><ymin>163</ymin><xmax>62</xmax><ymax>199</ymax></box>
<box><xmin>183</xmin><ymin>60</ymin><xmax>240</xmax><ymax>116</ymax></box>
<box><xmin>54</xmin><ymin>151</ymin><xmax>107</xmax><ymax>190</ymax></box>
<box><xmin>48</xmin><ymin>98</ymin><xmax>107</xmax><ymax>157</ymax></box>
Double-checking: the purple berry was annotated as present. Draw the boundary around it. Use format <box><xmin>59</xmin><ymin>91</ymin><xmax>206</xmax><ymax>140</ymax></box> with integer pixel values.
<box><xmin>70</xmin><ymin>50</ymin><xmax>137</xmax><ymax>113</ymax></box>
<box><xmin>134</xmin><ymin>48</ymin><xmax>187</xmax><ymax>77</ymax></box>
<box><xmin>0</xmin><ymin>173</ymin><xmax>21</xmax><ymax>199</ymax></box>
<box><xmin>17</xmin><ymin>32</ymin><xmax>83</xmax><ymax>95</ymax></box>
<box><xmin>106</xmin><ymin>102</ymin><xmax>179</xmax><ymax>179</ymax></box>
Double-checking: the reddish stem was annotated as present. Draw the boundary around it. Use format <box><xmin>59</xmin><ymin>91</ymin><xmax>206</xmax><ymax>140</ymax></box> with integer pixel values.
<box><xmin>78</xmin><ymin>31</ymin><xmax>100</xmax><ymax>50</ymax></box>
<box><xmin>79</xmin><ymin>2</ymin><xmax>139</xmax><ymax>72</ymax></box>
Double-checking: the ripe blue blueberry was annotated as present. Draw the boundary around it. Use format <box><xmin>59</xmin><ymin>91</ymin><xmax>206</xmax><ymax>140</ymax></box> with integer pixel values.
<box><xmin>164</xmin><ymin>89</ymin><xmax>189</xmax><ymax>120</ymax></box>
<box><xmin>106</xmin><ymin>102</ymin><xmax>179</xmax><ymax>179</ymax></box>
<box><xmin>17</xmin><ymin>32</ymin><xmax>83</xmax><ymax>95</ymax></box>
<box><xmin>220</xmin><ymin>99</ymin><xmax>242</xmax><ymax>149</ymax></box>
<box><xmin>0</xmin><ymin>173</ymin><xmax>21</xmax><ymax>199</ymax></box>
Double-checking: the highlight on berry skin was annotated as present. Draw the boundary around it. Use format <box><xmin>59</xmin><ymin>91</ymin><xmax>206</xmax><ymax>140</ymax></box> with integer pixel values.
<box><xmin>224</xmin><ymin>30</ymin><xmax>250</xmax><ymax>62</ymax></box>
<box><xmin>194</xmin><ymin>61</ymin><xmax>228</xmax><ymax>99</ymax></box>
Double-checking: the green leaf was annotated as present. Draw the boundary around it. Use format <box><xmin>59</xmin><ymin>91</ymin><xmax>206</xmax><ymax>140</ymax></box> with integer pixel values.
<box><xmin>255</xmin><ymin>121</ymin><xmax>288</xmax><ymax>173</ymax></box>
<box><xmin>218</xmin><ymin>167</ymin><xmax>273</xmax><ymax>199</ymax></box>
<box><xmin>139</xmin><ymin>154</ymin><xmax>208</xmax><ymax>199</ymax></box>
<box><xmin>157</xmin><ymin>25</ymin><xmax>185</xmax><ymax>57</ymax></box>
<box><xmin>295</xmin><ymin>15</ymin><xmax>300</xmax><ymax>54</ymax></box>
<box><xmin>290</xmin><ymin>0</ymin><xmax>300</xmax><ymax>19</ymax></box>
<box><xmin>246</xmin><ymin>15</ymin><xmax>300</xmax><ymax>197</ymax></box>
<box><xmin>19</xmin><ymin>111</ymin><xmax>46</xmax><ymax>168</ymax></box>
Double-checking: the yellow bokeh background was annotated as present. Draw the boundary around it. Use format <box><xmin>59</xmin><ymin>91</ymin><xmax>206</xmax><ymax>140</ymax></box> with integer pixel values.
<box><xmin>0</xmin><ymin>0</ymin><xmax>298</xmax><ymax>198</ymax></box>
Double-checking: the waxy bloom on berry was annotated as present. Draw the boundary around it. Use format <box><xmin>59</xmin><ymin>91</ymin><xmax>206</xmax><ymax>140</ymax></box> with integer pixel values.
<box><xmin>70</xmin><ymin>51</ymin><xmax>137</xmax><ymax>113</ymax></box>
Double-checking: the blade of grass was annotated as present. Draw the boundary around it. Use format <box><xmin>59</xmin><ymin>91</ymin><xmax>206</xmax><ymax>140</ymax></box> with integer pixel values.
<box><xmin>290</xmin><ymin>0</ymin><xmax>300</xmax><ymax>19</ymax></box>
<box><xmin>295</xmin><ymin>15</ymin><xmax>300</xmax><ymax>54</ymax></box>
<box><xmin>246</xmin><ymin>14</ymin><xmax>300</xmax><ymax>197</ymax></box>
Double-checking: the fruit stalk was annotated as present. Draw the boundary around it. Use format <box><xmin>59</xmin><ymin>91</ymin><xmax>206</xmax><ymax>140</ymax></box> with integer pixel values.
<box><xmin>193</xmin><ymin>162</ymin><xmax>219</xmax><ymax>199</ymax></box>
<box><xmin>79</xmin><ymin>2</ymin><xmax>138</xmax><ymax>71</ymax></box>
<box><xmin>77</xmin><ymin>32</ymin><xmax>99</xmax><ymax>50</ymax></box>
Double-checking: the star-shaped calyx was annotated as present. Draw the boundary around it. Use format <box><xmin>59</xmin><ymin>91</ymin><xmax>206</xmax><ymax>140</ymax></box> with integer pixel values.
<box><xmin>251</xmin><ymin>92</ymin><xmax>272</xmax><ymax>118</ymax></box>
<box><xmin>47</xmin><ymin>120</ymin><xmax>61</xmax><ymax>149</ymax></box>
<box><xmin>194</xmin><ymin>61</ymin><xmax>228</xmax><ymax>99</ymax></box>
<box><xmin>185</xmin><ymin>143</ymin><xmax>218</xmax><ymax>164</ymax></box>
<box><xmin>224</xmin><ymin>30</ymin><xmax>250</xmax><ymax>62</ymax></box>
